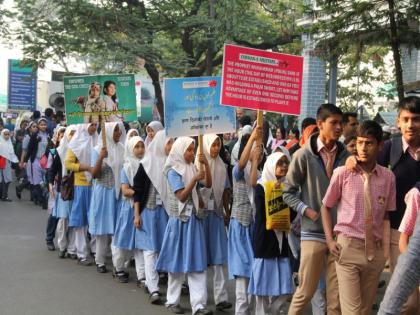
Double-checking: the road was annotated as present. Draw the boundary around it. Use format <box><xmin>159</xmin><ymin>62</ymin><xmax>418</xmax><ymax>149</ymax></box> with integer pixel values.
<box><xmin>0</xmin><ymin>185</ymin><xmax>388</xmax><ymax>314</ymax></box>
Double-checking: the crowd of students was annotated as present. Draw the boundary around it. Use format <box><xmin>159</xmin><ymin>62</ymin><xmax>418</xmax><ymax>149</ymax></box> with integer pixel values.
<box><xmin>0</xmin><ymin>97</ymin><xmax>419</xmax><ymax>315</ymax></box>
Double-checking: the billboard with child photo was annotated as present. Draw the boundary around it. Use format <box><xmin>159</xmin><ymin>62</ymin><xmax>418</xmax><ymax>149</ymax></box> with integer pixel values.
<box><xmin>64</xmin><ymin>74</ymin><xmax>137</xmax><ymax>125</ymax></box>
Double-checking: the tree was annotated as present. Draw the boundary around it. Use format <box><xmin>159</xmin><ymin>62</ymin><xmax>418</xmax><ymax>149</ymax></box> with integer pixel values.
<box><xmin>3</xmin><ymin>0</ymin><xmax>304</xmax><ymax>121</ymax></box>
<box><xmin>311</xmin><ymin>0</ymin><xmax>420</xmax><ymax>103</ymax></box>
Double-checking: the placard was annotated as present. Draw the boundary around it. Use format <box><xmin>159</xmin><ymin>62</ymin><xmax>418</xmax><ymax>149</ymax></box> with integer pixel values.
<box><xmin>221</xmin><ymin>44</ymin><xmax>303</xmax><ymax>115</ymax></box>
<box><xmin>164</xmin><ymin>76</ymin><xmax>236</xmax><ymax>137</ymax></box>
<box><xmin>64</xmin><ymin>74</ymin><xmax>137</xmax><ymax>125</ymax></box>
<box><xmin>8</xmin><ymin>59</ymin><xmax>37</xmax><ymax>111</ymax></box>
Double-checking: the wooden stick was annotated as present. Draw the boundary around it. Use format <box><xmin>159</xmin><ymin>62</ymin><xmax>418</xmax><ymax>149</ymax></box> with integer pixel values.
<box><xmin>100</xmin><ymin>114</ymin><xmax>107</xmax><ymax>148</ymax></box>
<box><xmin>256</xmin><ymin>110</ymin><xmax>263</xmax><ymax>146</ymax></box>
<box><xmin>198</xmin><ymin>134</ymin><xmax>204</xmax><ymax>172</ymax></box>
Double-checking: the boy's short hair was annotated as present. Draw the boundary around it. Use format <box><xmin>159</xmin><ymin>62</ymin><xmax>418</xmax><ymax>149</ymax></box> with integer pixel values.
<box><xmin>357</xmin><ymin>120</ymin><xmax>383</xmax><ymax>143</ymax></box>
<box><xmin>342</xmin><ymin>112</ymin><xmax>358</xmax><ymax>124</ymax></box>
<box><xmin>398</xmin><ymin>96</ymin><xmax>420</xmax><ymax>115</ymax></box>
<box><xmin>301</xmin><ymin>117</ymin><xmax>316</xmax><ymax>130</ymax></box>
<box><xmin>344</xmin><ymin>135</ymin><xmax>357</xmax><ymax>145</ymax></box>
<box><xmin>316</xmin><ymin>103</ymin><xmax>343</xmax><ymax>121</ymax></box>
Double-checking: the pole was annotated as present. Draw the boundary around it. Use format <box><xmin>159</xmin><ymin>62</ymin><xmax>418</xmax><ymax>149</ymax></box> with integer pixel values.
<box><xmin>256</xmin><ymin>110</ymin><xmax>263</xmax><ymax>146</ymax></box>
<box><xmin>198</xmin><ymin>134</ymin><xmax>204</xmax><ymax>172</ymax></box>
<box><xmin>100</xmin><ymin>114</ymin><xmax>106</xmax><ymax>148</ymax></box>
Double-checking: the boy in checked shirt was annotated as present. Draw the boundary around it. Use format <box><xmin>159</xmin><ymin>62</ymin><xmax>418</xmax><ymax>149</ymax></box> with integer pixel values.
<box><xmin>321</xmin><ymin>120</ymin><xmax>396</xmax><ymax>315</ymax></box>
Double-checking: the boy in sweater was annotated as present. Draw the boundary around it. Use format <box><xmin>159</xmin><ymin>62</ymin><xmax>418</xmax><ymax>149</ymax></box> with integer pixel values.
<box><xmin>284</xmin><ymin>103</ymin><xmax>350</xmax><ymax>315</ymax></box>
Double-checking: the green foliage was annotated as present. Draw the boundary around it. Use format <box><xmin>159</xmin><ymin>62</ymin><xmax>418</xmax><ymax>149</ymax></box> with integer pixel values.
<box><xmin>2</xmin><ymin>0</ymin><xmax>305</xmax><ymax>119</ymax></box>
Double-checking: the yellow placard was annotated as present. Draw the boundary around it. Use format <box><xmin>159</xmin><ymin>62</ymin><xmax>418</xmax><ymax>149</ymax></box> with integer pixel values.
<box><xmin>264</xmin><ymin>181</ymin><xmax>290</xmax><ymax>231</ymax></box>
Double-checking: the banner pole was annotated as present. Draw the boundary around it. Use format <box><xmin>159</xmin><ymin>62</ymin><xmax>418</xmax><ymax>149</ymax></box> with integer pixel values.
<box><xmin>256</xmin><ymin>110</ymin><xmax>263</xmax><ymax>146</ymax></box>
<box><xmin>100</xmin><ymin>114</ymin><xmax>107</xmax><ymax>149</ymax></box>
<box><xmin>198</xmin><ymin>134</ymin><xmax>204</xmax><ymax>172</ymax></box>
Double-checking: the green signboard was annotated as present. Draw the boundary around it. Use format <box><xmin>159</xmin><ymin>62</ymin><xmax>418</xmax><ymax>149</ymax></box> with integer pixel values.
<box><xmin>64</xmin><ymin>74</ymin><xmax>137</xmax><ymax>125</ymax></box>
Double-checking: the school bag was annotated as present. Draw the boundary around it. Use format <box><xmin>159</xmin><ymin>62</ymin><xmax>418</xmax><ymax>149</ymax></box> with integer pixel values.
<box><xmin>263</xmin><ymin>181</ymin><xmax>290</xmax><ymax>231</ymax></box>
<box><xmin>61</xmin><ymin>172</ymin><xmax>74</xmax><ymax>201</ymax></box>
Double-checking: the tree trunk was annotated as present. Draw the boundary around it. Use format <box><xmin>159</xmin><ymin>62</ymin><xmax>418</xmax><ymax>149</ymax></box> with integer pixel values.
<box><xmin>144</xmin><ymin>61</ymin><xmax>164</xmax><ymax>123</ymax></box>
<box><xmin>387</xmin><ymin>0</ymin><xmax>405</xmax><ymax>103</ymax></box>
<box><xmin>205</xmin><ymin>0</ymin><xmax>217</xmax><ymax>76</ymax></box>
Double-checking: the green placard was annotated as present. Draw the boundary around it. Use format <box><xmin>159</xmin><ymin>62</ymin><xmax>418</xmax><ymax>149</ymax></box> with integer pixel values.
<box><xmin>64</xmin><ymin>74</ymin><xmax>137</xmax><ymax>125</ymax></box>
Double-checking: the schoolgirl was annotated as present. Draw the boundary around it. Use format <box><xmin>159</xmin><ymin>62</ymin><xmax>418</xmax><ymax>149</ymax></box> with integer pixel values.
<box><xmin>228</xmin><ymin>126</ymin><xmax>262</xmax><ymax>315</ymax></box>
<box><xmin>196</xmin><ymin>134</ymin><xmax>232</xmax><ymax>311</ymax></box>
<box><xmin>249</xmin><ymin>152</ymin><xmax>293</xmax><ymax>314</ymax></box>
<box><xmin>17</xmin><ymin>121</ymin><xmax>38</xmax><ymax>200</ymax></box>
<box><xmin>24</xmin><ymin>118</ymin><xmax>50</xmax><ymax>208</ymax></box>
<box><xmin>0</xmin><ymin>129</ymin><xmax>19</xmax><ymax>201</ymax></box>
<box><xmin>49</xmin><ymin>125</ymin><xmax>77</xmax><ymax>258</ymax></box>
<box><xmin>45</xmin><ymin>126</ymin><xmax>66</xmax><ymax>251</ymax></box>
<box><xmin>132</xmin><ymin>130</ymin><xmax>172</xmax><ymax>303</ymax></box>
<box><xmin>144</xmin><ymin>121</ymin><xmax>163</xmax><ymax>148</ymax></box>
<box><xmin>156</xmin><ymin>137</ymin><xmax>212</xmax><ymax>315</ymax></box>
<box><xmin>65</xmin><ymin>123</ymin><xmax>98</xmax><ymax>265</ymax></box>
<box><xmin>112</xmin><ymin>135</ymin><xmax>145</xmax><ymax>282</ymax></box>
<box><xmin>90</xmin><ymin>122</ymin><xmax>126</xmax><ymax>273</ymax></box>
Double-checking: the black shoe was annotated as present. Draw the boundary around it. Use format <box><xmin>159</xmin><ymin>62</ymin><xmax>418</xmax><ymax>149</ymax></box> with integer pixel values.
<box><xmin>216</xmin><ymin>301</ymin><xmax>232</xmax><ymax>310</ymax></box>
<box><xmin>68</xmin><ymin>253</ymin><xmax>78</xmax><ymax>260</ymax></box>
<box><xmin>47</xmin><ymin>243</ymin><xmax>55</xmax><ymax>251</ymax></box>
<box><xmin>166</xmin><ymin>304</ymin><xmax>185</xmax><ymax>314</ymax></box>
<box><xmin>2</xmin><ymin>198</ymin><xmax>12</xmax><ymax>202</ymax></box>
<box><xmin>194</xmin><ymin>308</ymin><xmax>212</xmax><ymax>315</ymax></box>
<box><xmin>58</xmin><ymin>250</ymin><xmax>66</xmax><ymax>258</ymax></box>
<box><xmin>77</xmin><ymin>258</ymin><xmax>92</xmax><ymax>266</ymax></box>
<box><xmin>96</xmin><ymin>264</ymin><xmax>107</xmax><ymax>273</ymax></box>
<box><xmin>113</xmin><ymin>268</ymin><xmax>129</xmax><ymax>283</ymax></box>
<box><xmin>149</xmin><ymin>292</ymin><xmax>163</xmax><ymax>305</ymax></box>
<box><xmin>136</xmin><ymin>278</ymin><xmax>146</xmax><ymax>288</ymax></box>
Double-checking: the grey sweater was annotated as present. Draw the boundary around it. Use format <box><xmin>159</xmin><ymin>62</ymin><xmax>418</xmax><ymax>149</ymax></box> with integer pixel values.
<box><xmin>283</xmin><ymin>133</ymin><xmax>350</xmax><ymax>242</ymax></box>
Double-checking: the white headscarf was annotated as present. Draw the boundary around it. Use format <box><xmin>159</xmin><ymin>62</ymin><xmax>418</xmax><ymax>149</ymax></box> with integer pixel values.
<box><xmin>68</xmin><ymin>123</ymin><xmax>98</xmax><ymax>181</ymax></box>
<box><xmin>145</xmin><ymin>121</ymin><xmax>164</xmax><ymax>148</ymax></box>
<box><xmin>163</xmin><ymin>136</ymin><xmax>199</xmax><ymax>213</ymax></box>
<box><xmin>57</xmin><ymin>125</ymin><xmax>77</xmax><ymax>176</ymax></box>
<box><xmin>0</xmin><ymin>129</ymin><xmax>18</xmax><ymax>163</ymax></box>
<box><xmin>123</xmin><ymin>136</ymin><xmax>144</xmax><ymax>186</ymax></box>
<box><xmin>258</xmin><ymin>151</ymin><xmax>290</xmax><ymax>251</ymax></box>
<box><xmin>195</xmin><ymin>134</ymin><xmax>226</xmax><ymax>209</ymax></box>
<box><xmin>95</xmin><ymin>121</ymin><xmax>127</xmax><ymax>198</ymax></box>
<box><xmin>259</xmin><ymin>152</ymin><xmax>286</xmax><ymax>186</ymax></box>
<box><xmin>124</xmin><ymin>129</ymin><xmax>140</xmax><ymax>157</ymax></box>
<box><xmin>142</xmin><ymin>130</ymin><xmax>172</xmax><ymax>209</ymax></box>
<box><xmin>231</xmin><ymin>124</ymin><xmax>253</xmax><ymax>165</ymax></box>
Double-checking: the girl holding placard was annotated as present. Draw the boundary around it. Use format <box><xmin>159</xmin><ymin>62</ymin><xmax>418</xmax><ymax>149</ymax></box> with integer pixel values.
<box><xmin>156</xmin><ymin>137</ymin><xmax>212</xmax><ymax>315</ymax></box>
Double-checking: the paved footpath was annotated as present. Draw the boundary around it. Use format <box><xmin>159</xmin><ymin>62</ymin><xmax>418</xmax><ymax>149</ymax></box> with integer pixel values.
<box><xmin>0</xmin><ymin>186</ymin><xmax>387</xmax><ymax>314</ymax></box>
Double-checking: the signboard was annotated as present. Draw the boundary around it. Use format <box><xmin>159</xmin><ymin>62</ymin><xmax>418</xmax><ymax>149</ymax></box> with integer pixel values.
<box><xmin>63</xmin><ymin>74</ymin><xmax>137</xmax><ymax>125</ymax></box>
<box><xmin>221</xmin><ymin>44</ymin><xmax>303</xmax><ymax>115</ymax></box>
<box><xmin>164</xmin><ymin>76</ymin><xmax>236</xmax><ymax>137</ymax></box>
<box><xmin>7</xmin><ymin>59</ymin><xmax>37</xmax><ymax>111</ymax></box>
<box><xmin>0</xmin><ymin>94</ymin><xmax>7</xmax><ymax>112</ymax></box>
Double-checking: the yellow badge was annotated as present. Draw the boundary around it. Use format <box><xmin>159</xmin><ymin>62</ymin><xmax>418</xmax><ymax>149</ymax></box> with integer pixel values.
<box><xmin>378</xmin><ymin>196</ymin><xmax>385</xmax><ymax>205</ymax></box>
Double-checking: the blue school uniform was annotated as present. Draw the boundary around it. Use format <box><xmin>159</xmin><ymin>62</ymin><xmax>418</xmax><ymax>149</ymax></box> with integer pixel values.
<box><xmin>69</xmin><ymin>186</ymin><xmax>91</xmax><ymax>227</ymax></box>
<box><xmin>53</xmin><ymin>192</ymin><xmax>72</xmax><ymax>219</ymax></box>
<box><xmin>248</xmin><ymin>257</ymin><xmax>294</xmax><ymax>296</ymax></box>
<box><xmin>227</xmin><ymin>164</ymin><xmax>255</xmax><ymax>279</ymax></box>
<box><xmin>88</xmin><ymin>149</ymin><xmax>117</xmax><ymax>236</ymax></box>
<box><xmin>155</xmin><ymin>169</ymin><xmax>207</xmax><ymax>273</ymax></box>
<box><xmin>113</xmin><ymin>169</ymin><xmax>136</xmax><ymax>250</ymax></box>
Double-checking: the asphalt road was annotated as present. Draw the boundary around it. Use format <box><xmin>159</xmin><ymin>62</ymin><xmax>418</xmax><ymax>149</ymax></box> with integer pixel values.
<box><xmin>0</xmin><ymin>185</ymin><xmax>388</xmax><ymax>315</ymax></box>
